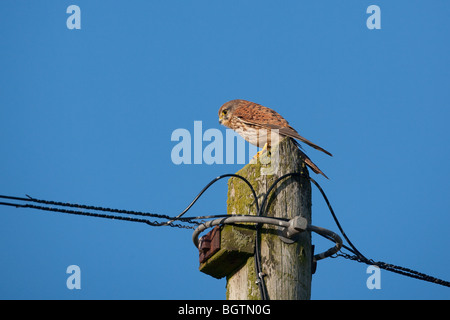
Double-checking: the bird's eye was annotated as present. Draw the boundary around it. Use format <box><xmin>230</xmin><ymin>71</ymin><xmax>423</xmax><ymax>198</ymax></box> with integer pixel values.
<box><xmin>222</xmin><ymin>110</ymin><xmax>228</xmax><ymax>115</ymax></box>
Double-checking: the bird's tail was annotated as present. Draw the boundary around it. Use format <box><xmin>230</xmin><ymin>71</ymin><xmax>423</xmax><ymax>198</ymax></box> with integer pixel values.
<box><xmin>302</xmin><ymin>153</ymin><xmax>329</xmax><ymax>179</ymax></box>
<box><xmin>293</xmin><ymin>140</ymin><xmax>329</xmax><ymax>179</ymax></box>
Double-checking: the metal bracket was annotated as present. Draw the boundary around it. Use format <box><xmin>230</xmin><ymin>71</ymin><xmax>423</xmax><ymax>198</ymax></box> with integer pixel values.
<box><xmin>192</xmin><ymin>215</ymin><xmax>343</xmax><ymax>270</ymax></box>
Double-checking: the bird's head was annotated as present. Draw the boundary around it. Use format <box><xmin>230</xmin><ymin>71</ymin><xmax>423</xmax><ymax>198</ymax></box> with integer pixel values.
<box><xmin>218</xmin><ymin>99</ymin><xmax>240</xmax><ymax>127</ymax></box>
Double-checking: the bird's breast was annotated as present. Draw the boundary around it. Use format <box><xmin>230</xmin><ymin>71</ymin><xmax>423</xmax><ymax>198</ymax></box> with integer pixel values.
<box><xmin>231</xmin><ymin>120</ymin><xmax>283</xmax><ymax>148</ymax></box>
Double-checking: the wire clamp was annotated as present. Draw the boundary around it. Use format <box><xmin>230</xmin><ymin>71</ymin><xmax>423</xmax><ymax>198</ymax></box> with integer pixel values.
<box><xmin>279</xmin><ymin>216</ymin><xmax>308</xmax><ymax>244</ymax></box>
<box><xmin>255</xmin><ymin>272</ymin><xmax>266</xmax><ymax>284</ymax></box>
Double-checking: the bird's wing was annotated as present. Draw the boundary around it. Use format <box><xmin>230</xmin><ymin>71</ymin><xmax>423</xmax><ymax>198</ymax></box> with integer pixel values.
<box><xmin>237</xmin><ymin>118</ymin><xmax>333</xmax><ymax>157</ymax></box>
<box><xmin>278</xmin><ymin>125</ymin><xmax>333</xmax><ymax>157</ymax></box>
<box><xmin>233</xmin><ymin>101</ymin><xmax>289</xmax><ymax>127</ymax></box>
<box><xmin>232</xmin><ymin>100</ymin><xmax>332</xmax><ymax>156</ymax></box>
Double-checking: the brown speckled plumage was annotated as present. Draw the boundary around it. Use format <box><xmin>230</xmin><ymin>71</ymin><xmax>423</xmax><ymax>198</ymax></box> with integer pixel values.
<box><xmin>218</xmin><ymin>99</ymin><xmax>332</xmax><ymax>178</ymax></box>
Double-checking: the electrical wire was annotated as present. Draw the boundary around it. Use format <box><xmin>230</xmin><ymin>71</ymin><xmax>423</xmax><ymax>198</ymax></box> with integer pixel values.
<box><xmin>164</xmin><ymin>173</ymin><xmax>259</xmax><ymax>225</ymax></box>
<box><xmin>258</xmin><ymin>172</ymin><xmax>368</xmax><ymax>262</ymax></box>
<box><xmin>252</xmin><ymin>171</ymin><xmax>450</xmax><ymax>291</ymax></box>
<box><xmin>0</xmin><ymin>174</ymin><xmax>270</xmax><ymax>300</ymax></box>
<box><xmin>1</xmin><ymin>170</ymin><xmax>449</xmax><ymax>293</ymax></box>
<box><xmin>0</xmin><ymin>198</ymin><xmax>195</xmax><ymax>229</ymax></box>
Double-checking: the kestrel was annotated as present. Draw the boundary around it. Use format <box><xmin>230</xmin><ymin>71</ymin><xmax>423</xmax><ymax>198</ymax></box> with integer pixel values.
<box><xmin>218</xmin><ymin>99</ymin><xmax>332</xmax><ymax>178</ymax></box>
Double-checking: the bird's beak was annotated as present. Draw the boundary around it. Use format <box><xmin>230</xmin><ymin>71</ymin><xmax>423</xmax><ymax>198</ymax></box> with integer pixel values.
<box><xmin>218</xmin><ymin>116</ymin><xmax>222</xmax><ymax>125</ymax></box>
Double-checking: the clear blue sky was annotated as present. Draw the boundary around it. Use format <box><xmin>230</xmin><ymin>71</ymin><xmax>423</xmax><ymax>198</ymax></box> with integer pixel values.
<box><xmin>1</xmin><ymin>1</ymin><xmax>449</xmax><ymax>299</ymax></box>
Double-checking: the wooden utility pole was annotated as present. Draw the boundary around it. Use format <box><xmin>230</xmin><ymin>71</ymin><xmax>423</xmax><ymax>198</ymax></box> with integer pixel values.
<box><xmin>226</xmin><ymin>138</ymin><xmax>312</xmax><ymax>300</ymax></box>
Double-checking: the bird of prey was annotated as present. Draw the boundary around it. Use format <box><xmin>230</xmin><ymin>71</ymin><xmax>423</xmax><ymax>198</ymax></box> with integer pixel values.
<box><xmin>218</xmin><ymin>99</ymin><xmax>332</xmax><ymax>178</ymax></box>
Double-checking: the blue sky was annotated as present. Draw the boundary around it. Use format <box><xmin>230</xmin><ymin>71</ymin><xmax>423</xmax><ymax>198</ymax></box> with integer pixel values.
<box><xmin>0</xmin><ymin>1</ymin><xmax>449</xmax><ymax>299</ymax></box>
